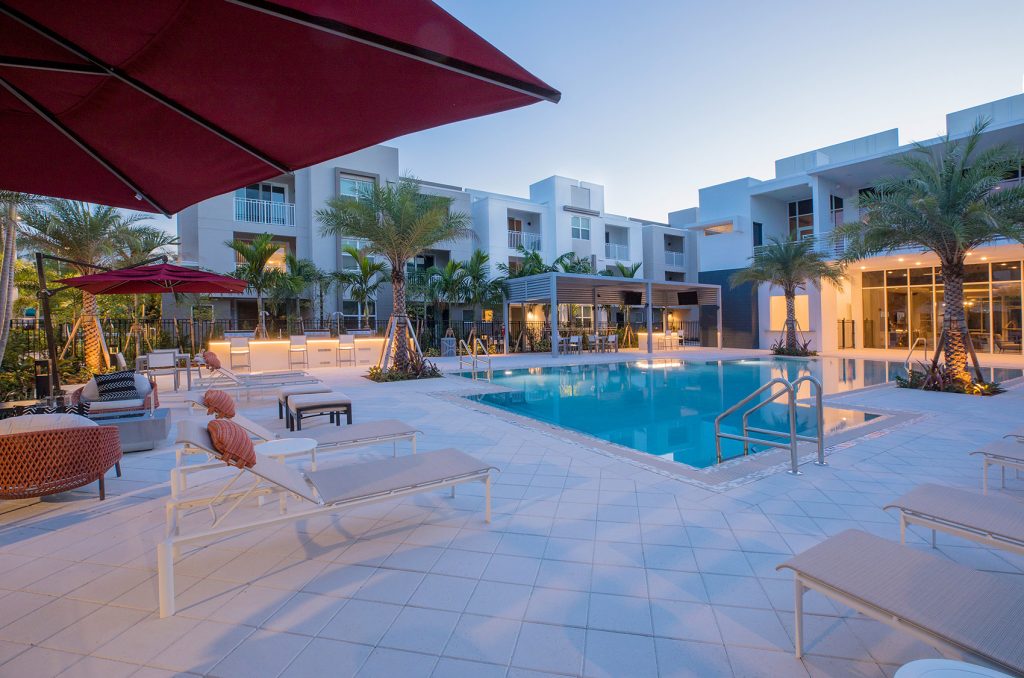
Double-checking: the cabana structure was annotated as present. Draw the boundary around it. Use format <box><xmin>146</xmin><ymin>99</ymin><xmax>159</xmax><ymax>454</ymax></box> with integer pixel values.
<box><xmin>502</xmin><ymin>272</ymin><xmax>723</xmax><ymax>355</ymax></box>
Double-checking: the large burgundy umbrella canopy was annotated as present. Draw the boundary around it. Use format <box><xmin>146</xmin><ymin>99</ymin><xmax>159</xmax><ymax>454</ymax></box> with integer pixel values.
<box><xmin>0</xmin><ymin>0</ymin><xmax>560</xmax><ymax>215</ymax></box>
<box><xmin>58</xmin><ymin>264</ymin><xmax>248</xmax><ymax>295</ymax></box>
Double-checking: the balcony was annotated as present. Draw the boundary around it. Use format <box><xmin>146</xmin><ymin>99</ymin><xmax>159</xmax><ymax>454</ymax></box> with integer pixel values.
<box><xmin>234</xmin><ymin>197</ymin><xmax>295</xmax><ymax>226</ymax></box>
<box><xmin>665</xmin><ymin>251</ymin><xmax>686</xmax><ymax>268</ymax></box>
<box><xmin>508</xmin><ymin>230</ymin><xmax>541</xmax><ymax>251</ymax></box>
<box><xmin>754</xmin><ymin>233</ymin><xmax>848</xmax><ymax>260</ymax></box>
<box><xmin>604</xmin><ymin>243</ymin><xmax>629</xmax><ymax>260</ymax></box>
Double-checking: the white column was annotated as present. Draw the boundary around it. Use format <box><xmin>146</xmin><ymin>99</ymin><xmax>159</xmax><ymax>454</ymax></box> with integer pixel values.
<box><xmin>550</xmin><ymin>273</ymin><xmax>559</xmax><ymax>357</ymax></box>
<box><xmin>645</xmin><ymin>282</ymin><xmax>653</xmax><ymax>354</ymax></box>
<box><xmin>503</xmin><ymin>300</ymin><xmax>509</xmax><ymax>354</ymax></box>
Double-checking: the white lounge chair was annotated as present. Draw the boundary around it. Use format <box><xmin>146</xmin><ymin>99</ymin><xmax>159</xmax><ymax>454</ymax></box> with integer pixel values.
<box><xmin>195</xmin><ymin>362</ymin><xmax>320</xmax><ymax>397</ymax></box>
<box><xmin>160</xmin><ymin>419</ymin><xmax>495</xmax><ymax>617</ymax></box>
<box><xmin>884</xmin><ymin>483</ymin><xmax>1024</xmax><ymax>555</ymax></box>
<box><xmin>777</xmin><ymin>529</ymin><xmax>1024</xmax><ymax>675</ymax></box>
<box><xmin>971</xmin><ymin>439</ymin><xmax>1024</xmax><ymax>493</ymax></box>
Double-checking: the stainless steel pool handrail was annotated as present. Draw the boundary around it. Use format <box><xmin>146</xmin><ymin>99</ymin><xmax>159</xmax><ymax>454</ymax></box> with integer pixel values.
<box><xmin>715</xmin><ymin>375</ymin><xmax>827</xmax><ymax>475</ymax></box>
<box><xmin>905</xmin><ymin>337</ymin><xmax>927</xmax><ymax>371</ymax></box>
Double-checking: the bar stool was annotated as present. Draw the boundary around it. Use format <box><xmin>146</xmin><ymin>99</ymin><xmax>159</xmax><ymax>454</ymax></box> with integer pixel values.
<box><xmin>337</xmin><ymin>335</ymin><xmax>355</xmax><ymax>366</ymax></box>
<box><xmin>289</xmin><ymin>335</ymin><xmax>308</xmax><ymax>368</ymax></box>
<box><xmin>228</xmin><ymin>337</ymin><xmax>250</xmax><ymax>371</ymax></box>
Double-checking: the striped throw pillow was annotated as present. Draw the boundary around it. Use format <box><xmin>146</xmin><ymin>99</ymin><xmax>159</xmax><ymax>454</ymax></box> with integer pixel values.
<box><xmin>203</xmin><ymin>389</ymin><xmax>236</xmax><ymax>419</ymax></box>
<box><xmin>207</xmin><ymin>419</ymin><xmax>255</xmax><ymax>468</ymax></box>
<box><xmin>94</xmin><ymin>370</ymin><xmax>140</xmax><ymax>402</ymax></box>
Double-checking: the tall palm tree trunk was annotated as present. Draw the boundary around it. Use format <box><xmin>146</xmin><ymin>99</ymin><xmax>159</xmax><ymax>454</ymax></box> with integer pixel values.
<box><xmin>392</xmin><ymin>268</ymin><xmax>410</xmax><ymax>370</ymax></box>
<box><xmin>0</xmin><ymin>205</ymin><xmax>17</xmax><ymax>362</ymax></box>
<box><xmin>82</xmin><ymin>290</ymin><xmax>102</xmax><ymax>371</ymax></box>
<box><xmin>256</xmin><ymin>294</ymin><xmax>268</xmax><ymax>338</ymax></box>
<box><xmin>784</xmin><ymin>290</ymin><xmax>798</xmax><ymax>350</ymax></box>
<box><xmin>939</xmin><ymin>260</ymin><xmax>970</xmax><ymax>385</ymax></box>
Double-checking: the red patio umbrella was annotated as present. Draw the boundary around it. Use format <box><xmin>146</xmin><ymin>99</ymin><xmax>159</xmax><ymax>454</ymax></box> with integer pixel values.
<box><xmin>58</xmin><ymin>264</ymin><xmax>248</xmax><ymax>295</ymax></box>
<box><xmin>0</xmin><ymin>0</ymin><xmax>560</xmax><ymax>215</ymax></box>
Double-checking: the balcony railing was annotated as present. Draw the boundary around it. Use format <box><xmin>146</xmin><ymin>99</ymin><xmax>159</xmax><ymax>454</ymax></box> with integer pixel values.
<box><xmin>604</xmin><ymin>243</ymin><xmax>630</xmax><ymax>260</ymax></box>
<box><xmin>508</xmin><ymin>230</ymin><xmax>541</xmax><ymax>251</ymax></box>
<box><xmin>234</xmin><ymin>197</ymin><xmax>295</xmax><ymax>226</ymax></box>
<box><xmin>754</xmin><ymin>233</ymin><xmax>849</xmax><ymax>260</ymax></box>
<box><xmin>664</xmin><ymin>251</ymin><xmax>686</xmax><ymax>268</ymax></box>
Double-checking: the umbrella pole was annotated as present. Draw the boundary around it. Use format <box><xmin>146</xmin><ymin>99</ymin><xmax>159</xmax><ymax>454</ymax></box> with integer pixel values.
<box><xmin>35</xmin><ymin>252</ymin><xmax>61</xmax><ymax>394</ymax></box>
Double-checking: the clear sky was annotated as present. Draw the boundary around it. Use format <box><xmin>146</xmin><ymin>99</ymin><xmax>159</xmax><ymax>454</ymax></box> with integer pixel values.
<box><xmin>383</xmin><ymin>0</ymin><xmax>1024</xmax><ymax>222</ymax></box>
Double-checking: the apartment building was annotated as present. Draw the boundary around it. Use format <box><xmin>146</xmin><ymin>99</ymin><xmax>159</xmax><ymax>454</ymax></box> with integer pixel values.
<box><xmin>175</xmin><ymin>148</ymin><xmax>685</xmax><ymax>327</ymax></box>
<box><xmin>678</xmin><ymin>93</ymin><xmax>1024</xmax><ymax>353</ymax></box>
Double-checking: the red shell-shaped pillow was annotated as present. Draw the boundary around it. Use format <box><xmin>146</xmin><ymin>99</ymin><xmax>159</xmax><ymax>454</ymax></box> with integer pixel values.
<box><xmin>207</xmin><ymin>418</ymin><xmax>255</xmax><ymax>468</ymax></box>
<box><xmin>203</xmin><ymin>389</ymin><xmax>236</xmax><ymax>419</ymax></box>
<box><xmin>202</xmin><ymin>350</ymin><xmax>222</xmax><ymax>370</ymax></box>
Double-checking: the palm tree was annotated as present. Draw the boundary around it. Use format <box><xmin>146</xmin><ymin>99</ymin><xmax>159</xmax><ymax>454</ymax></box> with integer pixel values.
<box><xmin>21</xmin><ymin>200</ymin><xmax>149</xmax><ymax>371</ymax></box>
<box><xmin>730</xmin><ymin>237</ymin><xmax>843</xmax><ymax>351</ymax></box>
<box><xmin>496</xmin><ymin>245</ymin><xmax>552</xmax><ymax>279</ymax></box>
<box><xmin>335</xmin><ymin>245</ymin><xmax>387</xmax><ymax>330</ymax></box>
<box><xmin>271</xmin><ymin>254</ymin><xmax>318</xmax><ymax>327</ymax></box>
<box><xmin>834</xmin><ymin>119</ymin><xmax>1024</xmax><ymax>385</ymax></box>
<box><xmin>426</xmin><ymin>259</ymin><xmax>468</xmax><ymax>334</ymax></box>
<box><xmin>112</xmin><ymin>224</ymin><xmax>179</xmax><ymax>266</ymax></box>
<box><xmin>0</xmin><ymin>192</ymin><xmax>40</xmax><ymax>364</ymax></box>
<box><xmin>553</xmin><ymin>251</ymin><xmax>593</xmax><ymax>273</ymax></box>
<box><xmin>226</xmin><ymin>233</ymin><xmax>283</xmax><ymax>339</ymax></box>
<box><xmin>600</xmin><ymin>261</ymin><xmax>642</xmax><ymax>277</ymax></box>
<box><xmin>460</xmin><ymin>250</ymin><xmax>502</xmax><ymax>337</ymax></box>
<box><xmin>317</xmin><ymin>177</ymin><xmax>471</xmax><ymax>370</ymax></box>
<box><xmin>307</xmin><ymin>267</ymin><xmax>336</xmax><ymax>326</ymax></box>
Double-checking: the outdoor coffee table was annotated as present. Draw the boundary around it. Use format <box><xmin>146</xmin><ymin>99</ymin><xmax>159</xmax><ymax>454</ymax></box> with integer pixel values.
<box><xmin>89</xmin><ymin>408</ymin><xmax>171</xmax><ymax>452</ymax></box>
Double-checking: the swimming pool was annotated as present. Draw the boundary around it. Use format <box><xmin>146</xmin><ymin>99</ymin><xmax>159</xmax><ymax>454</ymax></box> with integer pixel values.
<box><xmin>461</xmin><ymin>357</ymin><xmax>1023</xmax><ymax>468</ymax></box>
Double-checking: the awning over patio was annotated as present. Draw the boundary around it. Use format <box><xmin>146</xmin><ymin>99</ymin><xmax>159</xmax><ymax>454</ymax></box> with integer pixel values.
<box><xmin>502</xmin><ymin>272</ymin><xmax>722</xmax><ymax>355</ymax></box>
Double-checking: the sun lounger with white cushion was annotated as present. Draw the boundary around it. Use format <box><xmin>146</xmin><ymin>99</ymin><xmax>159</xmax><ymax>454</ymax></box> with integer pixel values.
<box><xmin>195</xmin><ymin>363</ymin><xmax>320</xmax><ymax>397</ymax></box>
<box><xmin>232</xmin><ymin>415</ymin><xmax>419</xmax><ymax>464</ymax></box>
<box><xmin>885</xmin><ymin>483</ymin><xmax>1024</xmax><ymax>555</ymax></box>
<box><xmin>970</xmin><ymin>439</ymin><xmax>1024</xmax><ymax>493</ymax></box>
<box><xmin>160</xmin><ymin>419</ymin><xmax>495</xmax><ymax>617</ymax></box>
<box><xmin>777</xmin><ymin>529</ymin><xmax>1024</xmax><ymax>675</ymax></box>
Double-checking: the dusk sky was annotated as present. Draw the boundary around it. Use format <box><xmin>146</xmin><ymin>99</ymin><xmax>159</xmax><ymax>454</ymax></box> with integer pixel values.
<box><xmin>384</xmin><ymin>0</ymin><xmax>1024</xmax><ymax>222</ymax></box>
<box><xmin>144</xmin><ymin>0</ymin><xmax>1024</xmax><ymax>233</ymax></box>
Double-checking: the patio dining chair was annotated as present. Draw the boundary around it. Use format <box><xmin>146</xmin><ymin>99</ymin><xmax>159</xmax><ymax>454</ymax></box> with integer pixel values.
<box><xmin>288</xmin><ymin>335</ymin><xmax>308</xmax><ymax>369</ymax></box>
<box><xmin>337</xmin><ymin>335</ymin><xmax>356</xmax><ymax>366</ymax></box>
<box><xmin>568</xmin><ymin>335</ymin><xmax>582</xmax><ymax>354</ymax></box>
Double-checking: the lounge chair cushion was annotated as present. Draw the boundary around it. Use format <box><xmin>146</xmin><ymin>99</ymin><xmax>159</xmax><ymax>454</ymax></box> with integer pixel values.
<box><xmin>288</xmin><ymin>392</ymin><xmax>352</xmax><ymax>414</ymax></box>
<box><xmin>886</xmin><ymin>484</ymin><xmax>1024</xmax><ymax>546</ymax></box>
<box><xmin>203</xmin><ymin>389</ymin><xmax>236</xmax><ymax>419</ymax></box>
<box><xmin>94</xmin><ymin>370</ymin><xmax>141</xmax><ymax>401</ymax></box>
<box><xmin>307</xmin><ymin>448</ymin><xmax>489</xmax><ymax>504</ymax></box>
<box><xmin>202</xmin><ymin>350</ymin><xmax>222</xmax><ymax>370</ymax></box>
<box><xmin>87</xmin><ymin>399</ymin><xmax>146</xmax><ymax>412</ymax></box>
<box><xmin>974</xmin><ymin>439</ymin><xmax>1024</xmax><ymax>463</ymax></box>
<box><xmin>0</xmin><ymin>413</ymin><xmax>97</xmax><ymax>434</ymax></box>
<box><xmin>778</xmin><ymin>529</ymin><xmax>1024</xmax><ymax>674</ymax></box>
<box><xmin>207</xmin><ymin>419</ymin><xmax>255</xmax><ymax>468</ymax></box>
<box><xmin>277</xmin><ymin>385</ymin><xmax>332</xmax><ymax>405</ymax></box>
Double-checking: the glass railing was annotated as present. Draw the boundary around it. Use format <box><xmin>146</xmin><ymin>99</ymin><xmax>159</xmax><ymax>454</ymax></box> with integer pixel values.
<box><xmin>664</xmin><ymin>251</ymin><xmax>686</xmax><ymax>268</ymax></box>
<box><xmin>604</xmin><ymin>243</ymin><xmax>629</xmax><ymax>260</ymax></box>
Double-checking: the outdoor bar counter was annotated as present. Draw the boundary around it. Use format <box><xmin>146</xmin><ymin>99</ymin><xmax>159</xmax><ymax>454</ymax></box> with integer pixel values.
<box><xmin>208</xmin><ymin>336</ymin><xmax>385</xmax><ymax>372</ymax></box>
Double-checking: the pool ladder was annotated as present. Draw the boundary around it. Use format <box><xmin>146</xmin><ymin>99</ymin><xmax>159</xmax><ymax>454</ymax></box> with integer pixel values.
<box><xmin>458</xmin><ymin>338</ymin><xmax>493</xmax><ymax>373</ymax></box>
<box><xmin>713</xmin><ymin>376</ymin><xmax>826</xmax><ymax>475</ymax></box>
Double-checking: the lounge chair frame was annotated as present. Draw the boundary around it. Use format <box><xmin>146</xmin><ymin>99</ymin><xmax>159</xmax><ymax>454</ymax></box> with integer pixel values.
<box><xmin>885</xmin><ymin>485</ymin><xmax>1024</xmax><ymax>556</ymax></box>
<box><xmin>779</xmin><ymin>530</ymin><xmax>1024</xmax><ymax>674</ymax></box>
<box><xmin>971</xmin><ymin>439</ymin><xmax>1024</xmax><ymax>494</ymax></box>
<box><xmin>160</xmin><ymin>437</ymin><xmax>494</xmax><ymax>618</ymax></box>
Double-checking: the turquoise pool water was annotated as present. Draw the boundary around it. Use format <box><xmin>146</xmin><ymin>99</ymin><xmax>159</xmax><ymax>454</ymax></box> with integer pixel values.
<box><xmin>462</xmin><ymin>357</ymin><xmax>1023</xmax><ymax>468</ymax></box>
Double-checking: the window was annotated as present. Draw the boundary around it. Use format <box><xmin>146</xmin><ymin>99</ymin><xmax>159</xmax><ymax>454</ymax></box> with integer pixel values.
<box><xmin>236</xmin><ymin>182</ymin><xmax>287</xmax><ymax>203</ymax></box>
<box><xmin>829</xmin><ymin>195</ymin><xmax>844</xmax><ymax>229</ymax></box>
<box><xmin>338</xmin><ymin>173</ymin><xmax>375</xmax><ymax>202</ymax></box>
<box><xmin>571</xmin><ymin>216</ymin><xmax>590</xmax><ymax>240</ymax></box>
<box><xmin>406</xmin><ymin>254</ymin><xmax>434</xmax><ymax>277</ymax></box>
<box><xmin>788</xmin><ymin>199</ymin><xmax>814</xmax><ymax>240</ymax></box>
<box><xmin>234</xmin><ymin>240</ymin><xmax>287</xmax><ymax>272</ymax></box>
<box><xmin>752</xmin><ymin>222</ymin><xmax>763</xmax><ymax>247</ymax></box>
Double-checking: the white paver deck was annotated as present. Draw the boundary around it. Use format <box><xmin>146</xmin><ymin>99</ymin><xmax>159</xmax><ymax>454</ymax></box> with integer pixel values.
<box><xmin>1</xmin><ymin>348</ymin><xmax>1022</xmax><ymax>678</ymax></box>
